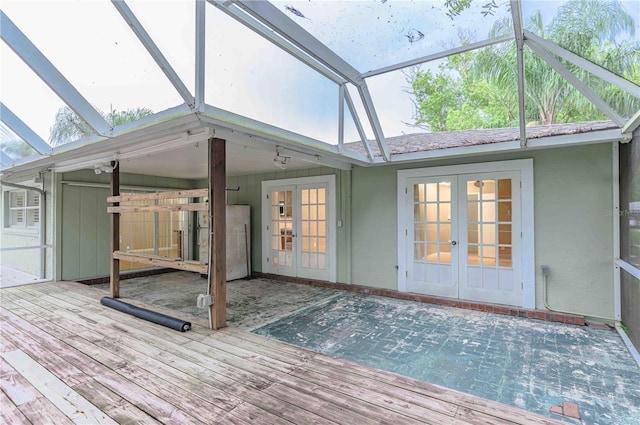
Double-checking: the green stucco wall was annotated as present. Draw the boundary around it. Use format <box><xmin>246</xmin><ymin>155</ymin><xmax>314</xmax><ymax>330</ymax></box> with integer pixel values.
<box><xmin>207</xmin><ymin>167</ymin><xmax>352</xmax><ymax>283</ymax></box>
<box><xmin>351</xmin><ymin>143</ymin><xmax>614</xmax><ymax>318</ymax></box>
<box><xmin>58</xmin><ymin>170</ymin><xmax>198</xmax><ymax>281</ymax></box>
<box><xmin>54</xmin><ymin>143</ymin><xmax>615</xmax><ymax>320</ymax></box>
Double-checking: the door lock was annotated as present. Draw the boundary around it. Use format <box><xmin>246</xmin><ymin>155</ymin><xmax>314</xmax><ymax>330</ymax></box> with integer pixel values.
<box><xmin>450</xmin><ymin>240</ymin><xmax>457</xmax><ymax>246</ymax></box>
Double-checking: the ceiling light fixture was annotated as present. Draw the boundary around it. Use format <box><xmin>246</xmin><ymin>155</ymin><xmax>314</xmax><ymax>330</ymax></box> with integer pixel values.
<box><xmin>274</xmin><ymin>149</ymin><xmax>290</xmax><ymax>170</ymax></box>
<box><xmin>94</xmin><ymin>161</ymin><xmax>118</xmax><ymax>175</ymax></box>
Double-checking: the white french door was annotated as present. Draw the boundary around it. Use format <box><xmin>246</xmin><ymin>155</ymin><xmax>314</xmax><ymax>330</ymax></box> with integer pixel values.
<box><xmin>403</xmin><ymin>166</ymin><xmax>528</xmax><ymax>307</ymax></box>
<box><xmin>262</xmin><ymin>176</ymin><xmax>336</xmax><ymax>282</ymax></box>
<box><xmin>406</xmin><ymin>176</ymin><xmax>459</xmax><ymax>297</ymax></box>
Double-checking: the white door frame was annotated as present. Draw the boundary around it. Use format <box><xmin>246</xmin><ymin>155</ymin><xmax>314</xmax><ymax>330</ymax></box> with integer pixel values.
<box><xmin>262</xmin><ymin>175</ymin><xmax>337</xmax><ymax>283</ymax></box>
<box><xmin>397</xmin><ymin>159</ymin><xmax>535</xmax><ymax>308</ymax></box>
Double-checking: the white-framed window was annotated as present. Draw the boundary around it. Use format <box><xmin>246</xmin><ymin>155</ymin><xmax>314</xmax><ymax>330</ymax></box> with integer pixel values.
<box><xmin>7</xmin><ymin>190</ymin><xmax>40</xmax><ymax>228</ymax></box>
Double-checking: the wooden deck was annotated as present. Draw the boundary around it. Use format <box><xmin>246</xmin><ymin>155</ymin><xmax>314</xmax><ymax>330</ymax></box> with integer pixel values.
<box><xmin>0</xmin><ymin>281</ymin><xmax>565</xmax><ymax>425</ymax></box>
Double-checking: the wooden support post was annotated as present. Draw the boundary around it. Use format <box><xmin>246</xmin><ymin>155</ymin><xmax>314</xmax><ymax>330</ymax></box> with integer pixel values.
<box><xmin>110</xmin><ymin>160</ymin><xmax>120</xmax><ymax>298</ymax></box>
<box><xmin>208</xmin><ymin>138</ymin><xmax>226</xmax><ymax>329</ymax></box>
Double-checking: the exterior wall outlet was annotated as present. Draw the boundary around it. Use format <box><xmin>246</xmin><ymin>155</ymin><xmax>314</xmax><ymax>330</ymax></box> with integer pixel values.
<box><xmin>196</xmin><ymin>294</ymin><xmax>213</xmax><ymax>309</ymax></box>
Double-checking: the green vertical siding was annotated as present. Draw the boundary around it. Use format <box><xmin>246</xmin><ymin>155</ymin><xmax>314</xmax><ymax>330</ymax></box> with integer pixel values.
<box><xmin>59</xmin><ymin>170</ymin><xmax>197</xmax><ymax>281</ymax></box>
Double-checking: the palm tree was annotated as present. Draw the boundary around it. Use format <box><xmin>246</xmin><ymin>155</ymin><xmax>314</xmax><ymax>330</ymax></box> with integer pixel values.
<box><xmin>409</xmin><ymin>0</ymin><xmax>639</xmax><ymax>129</ymax></box>
<box><xmin>477</xmin><ymin>0</ymin><xmax>639</xmax><ymax>125</ymax></box>
<box><xmin>49</xmin><ymin>106</ymin><xmax>153</xmax><ymax>146</ymax></box>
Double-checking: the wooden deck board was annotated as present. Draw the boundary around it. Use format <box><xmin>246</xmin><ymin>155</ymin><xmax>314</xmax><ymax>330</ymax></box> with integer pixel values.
<box><xmin>0</xmin><ymin>281</ymin><xmax>567</xmax><ymax>425</ymax></box>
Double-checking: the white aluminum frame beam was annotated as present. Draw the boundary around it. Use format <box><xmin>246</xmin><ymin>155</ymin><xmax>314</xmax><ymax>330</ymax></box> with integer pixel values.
<box><xmin>230</xmin><ymin>0</ymin><xmax>362</xmax><ymax>84</ymax></box>
<box><xmin>525</xmin><ymin>31</ymin><xmax>640</xmax><ymax>98</ymax></box>
<box><xmin>207</xmin><ymin>0</ymin><xmax>345</xmax><ymax>85</ymax></box>
<box><xmin>0</xmin><ymin>103</ymin><xmax>51</xmax><ymax>155</ymax></box>
<box><xmin>362</xmin><ymin>35</ymin><xmax>513</xmax><ymax>78</ymax></box>
<box><xmin>526</xmin><ymin>40</ymin><xmax>626</xmax><ymax>127</ymax></box>
<box><xmin>111</xmin><ymin>0</ymin><xmax>195</xmax><ymax>109</ymax></box>
<box><xmin>0</xmin><ymin>11</ymin><xmax>111</xmax><ymax>137</ymax></box>
<box><xmin>195</xmin><ymin>0</ymin><xmax>206</xmax><ymax>111</ymax></box>
<box><xmin>338</xmin><ymin>85</ymin><xmax>345</xmax><ymax>153</ymax></box>
<box><xmin>622</xmin><ymin>109</ymin><xmax>640</xmax><ymax>135</ymax></box>
<box><xmin>216</xmin><ymin>0</ymin><xmax>390</xmax><ymax>161</ymax></box>
<box><xmin>344</xmin><ymin>88</ymin><xmax>374</xmax><ymax>161</ymax></box>
<box><xmin>511</xmin><ymin>0</ymin><xmax>527</xmax><ymax>147</ymax></box>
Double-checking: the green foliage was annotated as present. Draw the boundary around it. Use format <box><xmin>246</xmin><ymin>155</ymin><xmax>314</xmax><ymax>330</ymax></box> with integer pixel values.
<box><xmin>49</xmin><ymin>106</ymin><xmax>153</xmax><ymax>146</ymax></box>
<box><xmin>408</xmin><ymin>0</ymin><xmax>640</xmax><ymax>132</ymax></box>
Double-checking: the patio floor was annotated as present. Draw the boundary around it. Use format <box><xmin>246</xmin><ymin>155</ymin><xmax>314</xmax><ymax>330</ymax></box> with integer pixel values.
<box><xmin>0</xmin><ymin>280</ymin><xmax>568</xmax><ymax>425</ymax></box>
<box><xmin>93</xmin><ymin>271</ymin><xmax>640</xmax><ymax>424</ymax></box>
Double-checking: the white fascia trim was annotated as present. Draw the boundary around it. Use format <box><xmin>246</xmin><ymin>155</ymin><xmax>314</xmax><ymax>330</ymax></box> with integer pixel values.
<box><xmin>207</xmin><ymin>0</ymin><xmax>345</xmax><ymax>85</ymax></box>
<box><xmin>362</xmin><ymin>35</ymin><xmax>512</xmax><ymax>78</ymax></box>
<box><xmin>0</xmin><ymin>103</ymin><xmax>51</xmax><ymax>155</ymax></box>
<box><xmin>397</xmin><ymin>159</ymin><xmax>535</xmax><ymax>308</ymax></box>
<box><xmin>526</xmin><ymin>40</ymin><xmax>625</xmax><ymax>126</ymax></box>
<box><xmin>112</xmin><ymin>0</ymin><xmax>195</xmax><ymax>109</ymax></box>
<box><xmin>0</xmin><ymin>12</ymin><xmax>111</xmax><ymax>137</ymax></box>
<box><xmin>524</xmin><ymin>31</ymin><xmax>640</xmax><ymax>98</ymax></box>
<box><xmin>51</xmin><ymin>104</ymin><xmax>193</xmax><ymax>156</ymax></box>
<box><xmin>200</xmin><ymin>104</ymin><xmax>367</xmax><ymax>166</ymax></box>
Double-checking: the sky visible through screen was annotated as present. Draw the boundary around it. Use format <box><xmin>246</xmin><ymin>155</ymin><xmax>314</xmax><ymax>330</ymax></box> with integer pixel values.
<box><xmin>1</xmin><ymin>0</ymin><xmax>638</xmax><ymax>151</ymax></box>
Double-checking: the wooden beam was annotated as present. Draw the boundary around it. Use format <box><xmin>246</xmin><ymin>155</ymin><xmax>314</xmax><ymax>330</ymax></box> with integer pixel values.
<box><xmin>107</xmin><ymin>188</ymin><xmax>207</xmax><ymax>203</ymax></box>
<box><xmin>208</xmin><ymin>137</ymin><xmax>226</xmax><ymax>330</ymax></box>
<box><xmin>110</xmin><ymin>160</ymin><xmax>120</xmax><ymax>298</ymax></box>
<box><xmin>107</xmin><ymin>203</ymin><xmax>208</xmax><ymax>214</ymax></box>
<box><xmin>112</xmin><ymin>251</ymin><xmax>207</xmax><ymax>274</ymax></box>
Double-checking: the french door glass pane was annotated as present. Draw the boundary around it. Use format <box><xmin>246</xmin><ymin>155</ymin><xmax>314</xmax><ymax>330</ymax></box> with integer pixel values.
<box><xmin>413</xmin><ymin>182</ymin><xmax>451</xmax><ymax>265</ymax></box>
<box><xmin>271</xmin><ymin>190</ymin><xmax>293</xmax><ymax>266</ymax></box>
<box><xmin>300</xmin><ymin>187</ymin><xmax>327</xmax><ymax>270</ymax></box>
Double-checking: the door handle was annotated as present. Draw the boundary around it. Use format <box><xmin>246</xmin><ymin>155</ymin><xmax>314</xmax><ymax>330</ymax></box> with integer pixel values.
<box><xmin>450</xmin><ymin>240</ymin><xmax>457</xmax><ymax>246</ymax></box>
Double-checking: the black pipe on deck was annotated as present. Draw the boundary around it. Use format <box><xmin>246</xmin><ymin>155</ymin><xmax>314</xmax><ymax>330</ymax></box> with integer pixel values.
<box><xmin>100</xmin><ymin>297</ymin><xmax>191</xmax><ymax>332</ymax></box>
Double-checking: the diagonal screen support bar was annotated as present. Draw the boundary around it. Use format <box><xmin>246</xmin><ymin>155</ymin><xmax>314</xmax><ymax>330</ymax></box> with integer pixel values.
<box><xmin>112</xmin><ymin>0</ymin><xmax>195</xmax><ymax>109</ymax></box>
<box><xmin>0</xmin><ymin>11</ymin><xmax>111</xmax><ymax>137</ymax></box>
<box><xmin>1</xmin><ymin>103</ymin><xmax>51</xmax><ymax>154</ymax></box>
<box><xmin>511</xmin><ymin>0</ymin><xmax>527</xmax><ymax>147</ymax></box>
<box><xmin>527</xmin><ymin>40</ymin><xmax>625</xmax><ymax>127</ymax></box>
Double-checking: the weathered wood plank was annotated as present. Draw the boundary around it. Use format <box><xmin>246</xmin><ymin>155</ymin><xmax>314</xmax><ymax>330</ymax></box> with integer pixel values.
<box><xmin>0</xmin><ymin>282</ymin><xmax>569</xmax><ymax>425</ymax></box>
<box><xmin>0</xmin><ymin>320</ymin><xmax>90</xmax><ymax>387</ymax></box>
<box><xmin>112</xmin><ymin>251</ymin><xmax>208</xmax><ymax>273</ymax></box>
<box><xmin>0</xmin><ymin>356</ymin><xmax>41</xmax><ymax>406</ymax></box>
<box><xmin>0</xmin><ymin>389</ymin><xmax>31</xmax><ymax>425</ymax></box>
<box><xmin>107</xmin><ymin>188</ymin><xmax>208</xmax><ymax>203</ymax></box>
<box><xmin>18</xmin><ymin>396</ymin><xmax>76</xmax><ymax>425</ymax></box>
<box><xmin>1</xmin><ymin>350</ymin><xmax>117</xmax><ymax>424</ymax></box>
<box><xmin>72</xmin><ymin>380</ymin><xmax>162</xmax><ymax>425</ymax></box>
<box><xmin>107</xmin><ymin>202</ymin><xmax>208</xmax><ymax>214</ymax></box>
